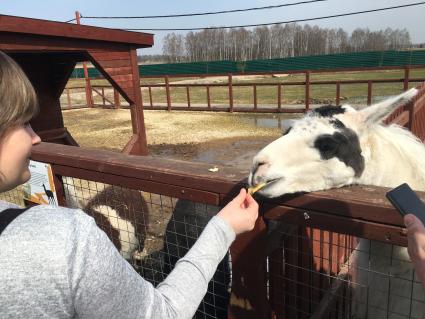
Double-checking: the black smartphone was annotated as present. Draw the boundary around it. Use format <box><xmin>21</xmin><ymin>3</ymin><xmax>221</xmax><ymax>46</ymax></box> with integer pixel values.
<box><xmin>386</xmin><ymin>183</ymin><xmax>425</xmax><ymax>226</ymax></box>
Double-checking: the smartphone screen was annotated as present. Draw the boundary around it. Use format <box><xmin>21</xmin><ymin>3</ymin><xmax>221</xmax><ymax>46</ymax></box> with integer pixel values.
<box><xmin>386</xmin><ymin>183</ymin><xmax>425</xmax><ymax>225</ymax></box>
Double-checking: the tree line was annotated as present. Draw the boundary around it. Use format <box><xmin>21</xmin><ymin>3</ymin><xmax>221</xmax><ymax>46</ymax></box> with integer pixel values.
<box><xmin>161</xmin><ymin>23</ymin><xmax>411</xmax><ymax>62</ymax></box>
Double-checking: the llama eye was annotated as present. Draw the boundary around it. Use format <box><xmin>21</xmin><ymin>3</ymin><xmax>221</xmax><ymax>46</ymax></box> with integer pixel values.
<box><xmin>314</xmin><ymin>135</ymin><xmax>338</xmax><ymax>156</ymax></box>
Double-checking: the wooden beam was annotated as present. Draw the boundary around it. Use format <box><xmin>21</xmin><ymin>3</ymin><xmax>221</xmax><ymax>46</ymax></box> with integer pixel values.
<box><xmin>0</xmin><ymin>14</ymin><xmax>153</xmax><ymax>46</ymax></box>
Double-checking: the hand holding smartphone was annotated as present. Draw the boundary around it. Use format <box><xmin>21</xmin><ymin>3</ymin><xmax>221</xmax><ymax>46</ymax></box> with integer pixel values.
<box><xmin>386</xmin><ymin>183</ymin><xmax>425</xmax><ymax>226</ymax></box>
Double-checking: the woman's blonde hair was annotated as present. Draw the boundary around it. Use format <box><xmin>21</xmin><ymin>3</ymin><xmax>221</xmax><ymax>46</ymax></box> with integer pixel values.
<box><xmin>0</xmin><ymin>51</ymin><xmax>38</xmax><ymax>136</ymax></box>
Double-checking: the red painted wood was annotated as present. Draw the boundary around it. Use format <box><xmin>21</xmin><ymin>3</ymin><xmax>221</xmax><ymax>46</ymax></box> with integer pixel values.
<box><xmin>404</xmin><ymin>66</ymin><xmax>410</xmax><ymax>91</ymax></box>
<box><xmin>186</xmin><ymin>86</ymin><xmax>191</xmax><ymax>108</ymax></box>
<box><xmin>165</xmin><ymin>76</ymin><xmax>171</xmax><ymax>111</ymax></box>
<box><xmin>206</xmin><ymin>85</ymin><xmax>211</xmax><ymax>109</ymax></box>
<box><xmin>367</xmin><ymin>81</ymin><xmax>372</xmax><ymax>105</ymax></box>
<box><xmin>336</xmin><ymin>82</ymin><xmax>341</xmax><ymax>105</ymax></box>
<box><xmin>253</xmin><ymin>85</ymin><xmax>257</xmax><ymax>110</ymax></box>
<box><xmin>104</xmin><ymin>66</ymin><xmax>133</xmax><ymax>76</ymax></box>
<box><xmin>305</xmin><ymin>71</ymin><xmax>310</xmax><ymax>111</ymax></box>
<box><xmin>0</xmin><ymin>14</ymin><xmax>153</xmax><ymax>46</ymax></box>
<box><xmin>113</xmin><ymin>89</ymin><xmax>121</xmax><ymax>109</ymax></box>
<box><xmin>95</xmin><ymin>59</ymin><xmax>132</xmax><ymax>68</ymax></box>
<box><xmin>149</xmin><ymin>86</ymin><xmax>153</xmax><ymax>107</ymax></box>
<box><xmin>228</xmin><ymin>74</ymin><xmax>234</xmax><ymax>113</ymax></box>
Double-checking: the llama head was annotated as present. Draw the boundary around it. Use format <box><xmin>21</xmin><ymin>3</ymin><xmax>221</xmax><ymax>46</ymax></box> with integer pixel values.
<box><xmin>249</xmin><ymin>88</ymin><xmax>418</xmax><ymax>198</ymax></box>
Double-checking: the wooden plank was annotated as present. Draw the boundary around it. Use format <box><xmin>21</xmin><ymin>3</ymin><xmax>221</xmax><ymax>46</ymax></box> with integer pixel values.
<box><xmin>97</xmin><ymin>59</ymin><xmax>132</xmax><ymax>68</ymax></box>
<box><xmin>0</xmin><ymin>14</ymin><xmax>153</xmax><ymax>46</ymax></box>
<box><xmin>277</xmin><ymin>84</ymin><xmax>282</xmax><ymax>110</ymax></box>
<box><xmin>229</xmin><ymin>217</ymin><xmax>270</xmax><ymax>319</ymax></box>
<box><xmin>114</xmin><ymin>89</ymin><xmax>121</xmax><ymax>108</ymax></box>
<box><xmin>142</xmin><ymin>106</ymin><xmax>306</xmax><ymax>113</ymax></box>
<box><xmin>186</xmin><ymin>86</ymin><xmax>190</xmax><ymax>108</ymax></box>
<box><xmin>104</xmin><ymin>66</ymin><xmax>133</xmax><ymax>76</ymax></box>
<box><xmin>305</xmin><ymin>71</ymin><xmax>310</xmax><ymax>111</ymax></box>
<box><xmin>165</xmin><ymin>76</ymin><xmax>171</xmax><ymax>111</ymax></box>
<box><xmin>51</xmin><ymin>165</ymin><xmax>219</xmax><ymax>205</ymax></box>
<box><xmin>89</xmin><ymin>51</ymin><xmax>131</xmax><ymax>60</ymax></box>
<box><xmin>367</xmin><ymin>81</ymin><xmax>372</xmax><ymax>105</ymax></box>
<box><xmin>336</xmin><ymin>82</ymin><xmax>341</xmax><ymax>105</ymax></box>
<box><xmin>392</xmin><ymin>110</ymin><xmax>409</xmax><ymax>126</ymax></box>
<box><xmin>262</xmin><ymin>204</ymin><xmax>408</xmax><ymax>246</ymax></box>
<box><xmin>30</xmin><ymin>143</ymin><xmax>414</xmax><ymax>240</ymax></box>
<box><xmin>228</xmin><ymin>74</ymin><xmax>234</xmax><ymax>113</ymax></box>
<box><xmin>129</xmin><ymin>48</ymin><xmax>148</xmax><ymax>155</ymax></box>
<box><xmin>107</xmin><ymin>74</ymin><xmax>133</xmax><ymax>83</ymax></box>
<box><xmin>0</xmin><ymin>33</ymin><xmax>132</xmax><ymax>52</ymax></box>
<box><xmin>206</xmin><ymin>85</ymin><xmax>211</xmax><ymax>109</ymax></box>
<box><xmin>253</xmin><ymin>85</ymin><xmax>257</xmax><ymax>110</ymax></box>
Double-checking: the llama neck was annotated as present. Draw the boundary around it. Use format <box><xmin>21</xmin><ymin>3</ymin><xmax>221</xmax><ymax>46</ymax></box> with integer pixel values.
<box><xmin>357</xmin><ymin>124</ymin><xmax>425</xmax><ymax>191</ymax></box>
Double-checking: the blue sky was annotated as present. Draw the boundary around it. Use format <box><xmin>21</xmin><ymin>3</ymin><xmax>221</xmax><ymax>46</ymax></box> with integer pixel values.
<box><xmin>1</xmin><ymin>0</ymin><xmax>424</xmax><ymax>55</ymax></box>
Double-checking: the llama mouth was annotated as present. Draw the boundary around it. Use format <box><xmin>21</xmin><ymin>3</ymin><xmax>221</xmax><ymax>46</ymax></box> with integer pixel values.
<box><xmin>263</xmin><ymin>178</ymin><xmax>282</xmax><ymax>188</ymax></box>
<box><xmin>252</xmin><ymin>178</ymin><xmax>282</xmax><ymax>193</ymax></box>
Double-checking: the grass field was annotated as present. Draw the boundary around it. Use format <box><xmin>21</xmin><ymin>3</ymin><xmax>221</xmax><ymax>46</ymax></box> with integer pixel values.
<box><xmin>65</xmin><ymin>68</ymin><xmax>425</xmax><ymax>107</ymax></box>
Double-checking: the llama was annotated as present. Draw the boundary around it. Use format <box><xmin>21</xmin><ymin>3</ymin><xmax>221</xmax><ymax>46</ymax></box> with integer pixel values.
<box><xmin>249</xmin><ymin>87</ymin><xmax>425</xmax><ymax>318</ymax></box>
<box><xmin>62</xmin><ymin>179</ymin><xmax>149</xmax><ymax>261</ymax></box>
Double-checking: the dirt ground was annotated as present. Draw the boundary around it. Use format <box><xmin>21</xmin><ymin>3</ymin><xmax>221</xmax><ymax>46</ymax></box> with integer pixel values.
<box><xmin>63</xmin><ymin>108</ymin><xmax>294</xmax><ymax>170</ymax></box>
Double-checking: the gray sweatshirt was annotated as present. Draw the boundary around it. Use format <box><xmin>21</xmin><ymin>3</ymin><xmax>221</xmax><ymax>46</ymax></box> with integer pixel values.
<box><xmin>0</xmin><ymin>201</ymin><xmax>235</xmax><ymax>319</ymax></box>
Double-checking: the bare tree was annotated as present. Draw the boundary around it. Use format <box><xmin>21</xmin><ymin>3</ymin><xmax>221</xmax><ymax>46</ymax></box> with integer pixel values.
<box><xmin>177</xmin><ymin>24</ymin><xmax>411</xmax><ymax>62</ymax></box>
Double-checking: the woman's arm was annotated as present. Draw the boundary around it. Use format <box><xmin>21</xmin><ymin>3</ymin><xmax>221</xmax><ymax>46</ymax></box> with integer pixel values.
<box><xmin>71</xmin><ymin>189</ymin><xmax>257</xmax><ymax>319</ymax></box>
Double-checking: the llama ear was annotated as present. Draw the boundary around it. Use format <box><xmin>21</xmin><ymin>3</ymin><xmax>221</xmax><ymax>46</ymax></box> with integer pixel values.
<box><xmin>282</xmin><ymin>119</ymin><xmax>296</xmax><ymax>129</ymax></box>
<box><xmin>282</xmin><ymin>119</ymin><xmax>296</xmax><ymax>134</ymax></box>
<box><xmin>358</xmin><ymin>88</ymin><xmax>418</xmax><ymax>124</ymax></box>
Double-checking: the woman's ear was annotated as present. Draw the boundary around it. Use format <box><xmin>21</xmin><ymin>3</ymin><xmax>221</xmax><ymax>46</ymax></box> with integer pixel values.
<box><xmin>358</xmin><ymin>88</ymin><xmax>418</xmax><ymax>125</ymax></box>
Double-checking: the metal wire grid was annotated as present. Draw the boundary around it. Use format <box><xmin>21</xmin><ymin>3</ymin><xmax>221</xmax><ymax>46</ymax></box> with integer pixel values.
<box><xmin>62</xmin><ymin>176</ymin><xmax>231</xmax><ymax>319</ymax></box>
<box><xmin>268</xmin><ymin>225</ymin><xmax>425</xmax><ymax>319</ymax></box>
<box><xmin>0</xmin><ymin>186</ymin><xmax>25</xmax><ymax>207</ymax></box>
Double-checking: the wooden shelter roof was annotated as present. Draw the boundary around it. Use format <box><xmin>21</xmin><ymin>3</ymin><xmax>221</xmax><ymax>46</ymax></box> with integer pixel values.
<box><xmin>0</xmin><ymin>14</ymin><xmax>153</xmax><ymax>155</ymax></box>
<box><xmin>0</xmin><ymin>14</ymin><xmax>153</xmax><ymax>50</ymax></box>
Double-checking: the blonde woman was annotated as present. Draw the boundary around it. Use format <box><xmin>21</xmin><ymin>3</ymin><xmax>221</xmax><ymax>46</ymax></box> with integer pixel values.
<box><xmin>0</xmin><ymin>51</ymin><xmax>259</xmax><ymax>319</ymax></box>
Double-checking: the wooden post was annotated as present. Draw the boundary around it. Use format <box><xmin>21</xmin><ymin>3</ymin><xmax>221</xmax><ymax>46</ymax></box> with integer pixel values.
<box><xmin>66</xmin><ymin>88</ymin><xmax>72</xmax><ymax>108</ymax></box>
<box><xmin>207</xmin><ymin>85</ymin><xmax>211</xmax><ymax>110</ymax></box>
<box><xmin>336</xmin><ymin>82</ymin><xmax>341</xmax><ymax>106</ymax></box>
<box><xmin>129</xmin><ymin>48</ymin><xmax>148</xmax><ymax>155</ymax></box>
<box><xmin>149</xmin><ymin>86</ymin><xmax>153</xmax><ymax>107</ymax></box>
<box><xmin>113</xmin><ymin>89</ymin><xmax>121</xmax><ymax>109</ymax></box>
<box><xmin>186</xmin><ymin>86</ymin><xmax>191</xmax><ymax>108</ymax></box>
<box><xmin>367</xmin><ymin>81</ymin><xmax>372</xmax><ymax>106</ymax></box>
<box><xmin>102</xmin><ymin>87</ymin><xmax>105</xmax><ymax>107</ymax></box>
<box><xmin>165</xmin><ymin>75</ymin><xmax>171</xmax><ymax>111</ymax></box>
<box><xmin>228</xmin><ymin>73</ymin><xmax>234</xmax><ymax>113</ymax></box>
<box><xmin>75</xmin><ymin>11</ymin><xmax>93</xmax><ymax>108</ymax></box>
<box><xmin>278</xmin><ymin>83</ymin><xmax>282</xmax><ymax>111</ymax></box>
<box><xmin>404</xmin><ymin>66</ymin><xmax>410</xmax><ymax>91</ymax></box>
<box><xmin>305</xmin><ymin>71</ymin><xmax>310</xmax><ymax>111</ymax></box>
<box><xmin>254</xmin><ymin>84</ymin><xmax>258</xmax><ymax>111</ymax></box>
<box><xmin>52</xmin><ymin>173</ymin><xmax>67</xmax><ymax>207</ymax></box>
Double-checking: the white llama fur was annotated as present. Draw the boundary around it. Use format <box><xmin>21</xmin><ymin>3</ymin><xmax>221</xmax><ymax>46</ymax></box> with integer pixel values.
<box><xmin>250</xmin><ymin>87</ymin><xmax>425</xmax><ymax>318</ymax></box>
<box><xmin>62</xmin><ymin>177</ymin><xmax>143</xmax><ymax>261</ymax></box>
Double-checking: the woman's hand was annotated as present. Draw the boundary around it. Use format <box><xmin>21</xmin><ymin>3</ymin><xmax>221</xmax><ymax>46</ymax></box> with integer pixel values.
<box><xmin>404</xmin><ymin>214</ymin><xmax>425</xmax><ymax>290</ymax></box>
<box><xmin>217</xmin><ymin>188</ymin><xmax>259</xmax><ymax>235</ymax></box>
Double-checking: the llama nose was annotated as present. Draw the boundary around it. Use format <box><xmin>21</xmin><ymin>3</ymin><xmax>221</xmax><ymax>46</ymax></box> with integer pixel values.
<box><xmin>251</xmin><ymin>160</ymin><xmax>269</xmax><ymax>185</ymax></box>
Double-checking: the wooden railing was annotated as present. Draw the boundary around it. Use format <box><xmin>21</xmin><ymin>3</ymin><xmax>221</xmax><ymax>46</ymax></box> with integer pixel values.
<box><xmin>31</xmin><ymin>142</ymin><xmax>415</xmax><ymax>319</ymax></box>
<box><xmin>63</xmin><ymin>66</ymin><xmax>425</xmax><ymax>113</ymax></box>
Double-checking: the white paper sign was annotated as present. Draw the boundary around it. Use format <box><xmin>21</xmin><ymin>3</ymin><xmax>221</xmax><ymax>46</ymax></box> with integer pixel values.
<box><xmin>23</xmin><ymin>160</ymin><xmax>58</xmax><ymax>205</ymax></box>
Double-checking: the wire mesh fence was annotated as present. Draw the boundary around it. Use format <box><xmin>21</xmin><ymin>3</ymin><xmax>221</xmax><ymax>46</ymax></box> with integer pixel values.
<box><xmin>0</xmin><ymin>186</ymin><xmax>25</xmax><ymax>207</ymax></box>
<box><xmin>61</xmin><ymin>176</ymin><xmax>231</xmax><ymax>319</ymax></box>
<box><xmin>267</xmin><ymin>224</ymin><xmax>425</xmax><ymax>319</ymax></box>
